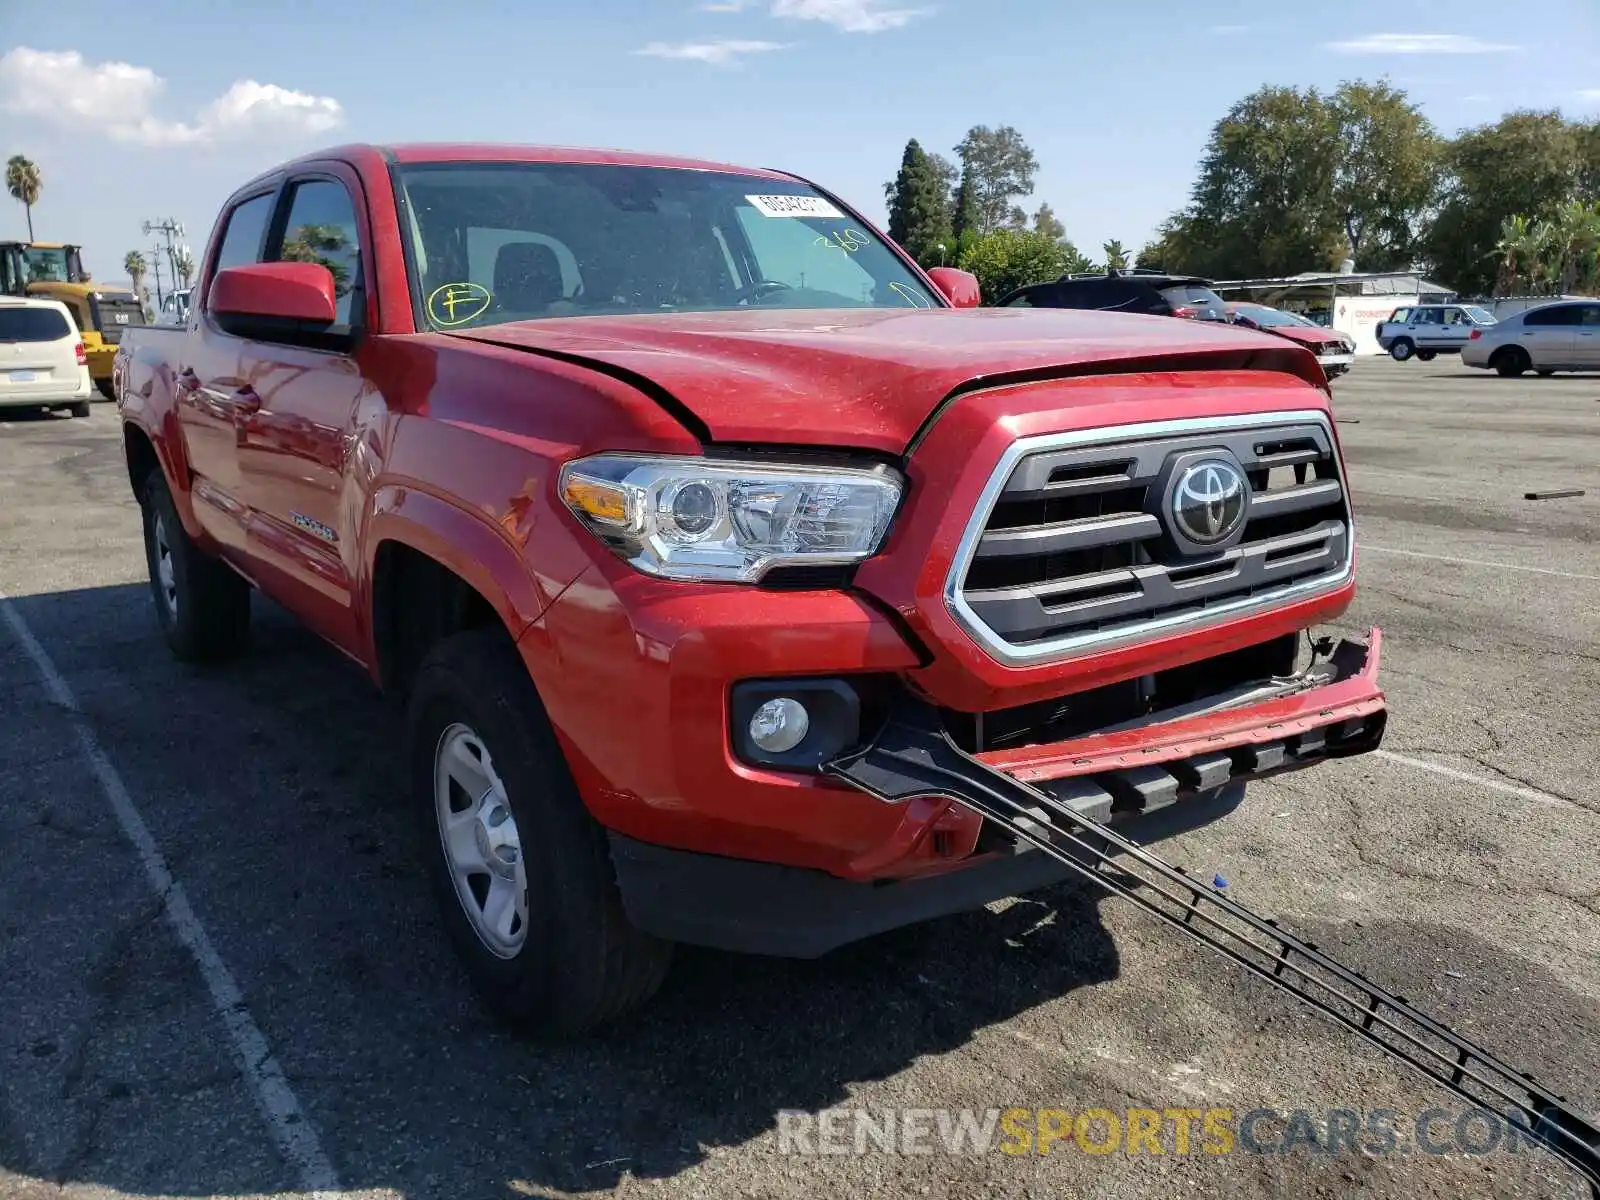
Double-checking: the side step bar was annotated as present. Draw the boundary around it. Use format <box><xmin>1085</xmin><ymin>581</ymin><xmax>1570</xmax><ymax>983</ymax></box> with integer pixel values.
<box><xmin>825</xmin><ymin>702</ymin><xmax>1600</xmax><ymax>1197</ymax></box>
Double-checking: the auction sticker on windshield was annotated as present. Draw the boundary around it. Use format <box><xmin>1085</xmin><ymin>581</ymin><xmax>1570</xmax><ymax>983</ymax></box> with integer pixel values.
<box><xmin>746</xmin><ymin>194</ymin><xmax>844</xmax><ymax>219</ymax></box>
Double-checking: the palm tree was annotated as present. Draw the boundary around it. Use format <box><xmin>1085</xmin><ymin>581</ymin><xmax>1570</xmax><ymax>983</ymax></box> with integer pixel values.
<box><xmin>280</xmin><ymin>224</ymin><xmax>351</xmax><ymax>295</ymax></box>
<box><xmin>124</xmin><ymin>250</ymin><xmax>147</xmax><ymax>298</ymax></box>
<box><xmin>1493</xmin><ymin>215</ymin><xmax>1541</xmax><ymax>296</ymax></box>
<box><xmin>173</xmin><ymin>249</ymin><xmax>195</xmax><ymax>288</ymax></box>
<box><xmin>1551</xmin><ymin>200</ymin><xmax>1600</xmax><ymax>296</ymax></box>
<box><xmin>6</xmin><ymin>154</ymin><xmax>41</xmax><ymax>240</ymax></box>
<box><xmin>1102</xmin><ymin>239</ymin><xmax>1129</xmax><ymax>273</ymax></box>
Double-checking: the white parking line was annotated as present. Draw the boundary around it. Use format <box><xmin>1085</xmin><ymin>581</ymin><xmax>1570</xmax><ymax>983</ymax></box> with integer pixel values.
<box><xmin>1374</xmin><ymin>749</ymin><xmax>1586</xmax><ymax>812</ymax></box>
<box><xmin>0</xmin><ymin>593</ymin><xmax>344</xmax><ymax>1196</ymax></box>
<box><xmin>1362</xmin><ymin>545</ymin><xmax>1600</xmax><ymax>581</ymax></box>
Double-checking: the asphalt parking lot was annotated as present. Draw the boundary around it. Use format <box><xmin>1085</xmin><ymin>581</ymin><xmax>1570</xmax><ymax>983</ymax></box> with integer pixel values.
<box><xmin>1</xmin><ymin>354</ymin><xmax>1596</xmax><ymax>1200</ymax></box>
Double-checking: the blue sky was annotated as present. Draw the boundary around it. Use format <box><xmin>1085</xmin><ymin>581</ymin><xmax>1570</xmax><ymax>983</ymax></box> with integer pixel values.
<box><xmin>3</xmin><ymin>0</ymin><xmax>1598</xmax><ymax>288</ymax></box>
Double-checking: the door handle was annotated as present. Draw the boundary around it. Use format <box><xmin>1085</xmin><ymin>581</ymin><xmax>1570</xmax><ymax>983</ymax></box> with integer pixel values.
<box><xmin>230</xmin><ymin>386</ymin><xmax>262</xmax><ymax>415</ymax></box>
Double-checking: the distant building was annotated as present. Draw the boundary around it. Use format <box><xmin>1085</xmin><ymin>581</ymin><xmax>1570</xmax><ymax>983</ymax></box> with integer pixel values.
<box><xmin>1211</xmin><ymin>270</ymin><xmax>1455</xmax><ymax>356</ymax></box>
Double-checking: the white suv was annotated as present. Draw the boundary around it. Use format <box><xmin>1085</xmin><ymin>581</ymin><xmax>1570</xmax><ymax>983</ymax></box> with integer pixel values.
<box><xmin>1375</xmin><ymin>304</ymin><xmax>1497</xmax><ymax>362</ymax></box>
<box><xmin>0</xmin><ymin>297</ymin><xmax>94</xmax><ymax>417</ymax></box>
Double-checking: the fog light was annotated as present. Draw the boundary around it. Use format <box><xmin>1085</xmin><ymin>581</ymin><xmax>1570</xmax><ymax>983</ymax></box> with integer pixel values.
<box><xmin>749</xmin><ymin>697</ymin><xmax>809</xmax><ymax>753</ymax></box>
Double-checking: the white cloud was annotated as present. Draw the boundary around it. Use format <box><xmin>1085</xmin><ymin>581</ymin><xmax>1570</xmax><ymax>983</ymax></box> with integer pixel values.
<box><xmin>1324</xmin><ymin>33</ymin><xmax>1519</xmax><ymax>55</ymax></box>
<box><xmin>0</xmin><ymin>47</ymin><xmax>343</xmax><ymax>147</ymax></box>
<box><xmin>634</xmin><ymin>39</ymin><xmax>788</xmax><ymax>65</ymax></box>
<box><xmin>1577</xmin><ymin>88</ymin><xmax>1600</xmax><ymax>102</ymax></box>
<box><xmin>770</xmin><ymin>0</ymin><xmax>927</xmax><ymax>33</ymax></box>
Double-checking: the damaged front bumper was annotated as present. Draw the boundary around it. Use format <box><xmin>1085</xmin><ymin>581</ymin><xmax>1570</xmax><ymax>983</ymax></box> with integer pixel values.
<box><xmin>972</xmin><ymin>630</ymin><xmax>1386</xmax><ymax>829</ymax></box>
<box><xmin>608</xmin><ymin>630</ymin><xmax>1385</xmax><ymax>958</ymax></box>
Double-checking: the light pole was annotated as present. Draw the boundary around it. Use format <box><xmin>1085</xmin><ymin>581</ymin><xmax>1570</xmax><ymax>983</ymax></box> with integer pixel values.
<box><xmin>142</xmin><ymin>218</ymin><xmax>185</xmax><ymax>302</ymax></box>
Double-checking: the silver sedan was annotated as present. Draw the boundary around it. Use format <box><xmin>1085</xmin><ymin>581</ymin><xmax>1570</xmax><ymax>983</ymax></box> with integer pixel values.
<box><xmin>1461</xmin><ymin>300</ymin><xmax>1600</xmax><ymax>376</ymax></box>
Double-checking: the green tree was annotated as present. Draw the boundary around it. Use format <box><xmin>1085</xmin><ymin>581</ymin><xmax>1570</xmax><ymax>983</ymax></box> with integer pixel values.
<box><xmin>1549</xmin><ymin>199</ymin><xmax>1600</xmax><ymax>294</ymax></box>
<box><xmin>173</xmin><ymin>248</ymin><xmax>196</xmax><ymax>288</ymax></box>
<box><xmin>1494</xmin><ymin>214</ymin><xmax>1537</xmax><ymax>295</ymax></box>
<box><xmin>1329</xmin><ymin>80</ymin><xmax>1441</xmax><ymax>269</ymax></box>
<box><xmin>1101</xmin><ymin>239</ymin><xmax>1129</xmax><ymax>272</ymax></box>
<box><xmin>123</xmin><ymin>250</ymin><xmax>147</xmax><ymax>298</ymax></box>
<box><xmin>950</xmin><ymin>169</ymin><xmax>978</xmax><ymax>241</ymax></box>
<box><xmin>1425</xmin><ymin>111</ymin><xmax>1589</xmax><ymax>295</ymax></box>
<box><xmin>958</xmin><ymin>227</ymin><xmax>1088</xmax><ymax>304</ymax></box>
<box><xmin>884</xmin><ymin>139</ymin><xmax>955</xmax><ymax>266</ymax></box>
<box><xmin>6</xmin><ymin>154</ymin><xmax>41</xmax><ymax>241</ymax></box>
<box><xmin>1032</xmin><ymin>203</ymin><xmax>1065</xmax><ymax>241</ymax></box>
<box><xmin>280</xmin><ymin>224</ymin><xmax>351</xmax><ymax>295</ymax></box>
<box><xmin>952</xmin><ymin>125</ymin><xmax>1038</xmax><ymax>237</ymax></box>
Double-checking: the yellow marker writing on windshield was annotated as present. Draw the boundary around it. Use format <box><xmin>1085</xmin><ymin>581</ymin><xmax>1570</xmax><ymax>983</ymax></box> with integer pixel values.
<box><xmin>426</xmin><ymin>281</ymin><xmax>492</xmax><ymax>327</ymax></box>
<box><xmin>814</xmin><ymin>229</ymin><xmax>870</xmax><ymax>254</ymax></box>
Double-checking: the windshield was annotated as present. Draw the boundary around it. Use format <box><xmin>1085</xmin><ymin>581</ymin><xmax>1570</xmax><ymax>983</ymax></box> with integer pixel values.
<box><xmin>1237</xmin><ymin>305</ymin><xmax>1314</xmax><ymax>328</ymax></box>
<box><xmin>20</xmin><ymin>246</ymin><xmax>83</xmax><ymax>284</ymax></box>
<box><xmin>396</xmin><ymin>163</ymin><xmax>938</xmax><ymax>330</ymax></box>
<box><xmin>1462</xmin><ymin>305</ymin><xmax>1496</xmax><ymax>324</ymax></box>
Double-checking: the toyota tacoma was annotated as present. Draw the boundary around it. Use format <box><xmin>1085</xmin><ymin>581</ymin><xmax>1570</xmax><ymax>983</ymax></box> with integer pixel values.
<box><xmin>113</xmin><ymin>143</ymin><xmax>1386</xmax><ymax>1034</ymax></box>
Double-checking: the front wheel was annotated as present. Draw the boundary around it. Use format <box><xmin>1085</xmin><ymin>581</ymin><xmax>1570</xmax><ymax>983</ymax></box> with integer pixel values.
<box><xmin>139</xmin><ymin>470</ymin><xmax>252</xmax><ymax>661</ymax></box>
<box><xmin>409</xmin><ymin>627</ymin><xmax>673</xmax><ymax>1035</ymax></box>
<box><xmin>1390</xmin><ymin>339</ymin><xmax>1415</xmax><ymax>362</ymax></box>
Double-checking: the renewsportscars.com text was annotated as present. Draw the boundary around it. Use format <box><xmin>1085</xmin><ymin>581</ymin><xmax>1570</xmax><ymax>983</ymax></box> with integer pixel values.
<box><xmin>776</xmin><ymin>1105</ymin><xmax>1555</xmax><ymax>1159</ymax></box>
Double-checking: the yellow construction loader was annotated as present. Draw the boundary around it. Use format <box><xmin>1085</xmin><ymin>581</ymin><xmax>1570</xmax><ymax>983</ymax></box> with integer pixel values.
<box><xmin>1</xmin><ymin>241</ymin><xmax>149</xmax><ymax>400</ymax></box>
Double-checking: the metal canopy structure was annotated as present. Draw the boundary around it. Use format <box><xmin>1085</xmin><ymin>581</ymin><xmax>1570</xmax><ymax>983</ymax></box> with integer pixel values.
<box><xmin>1210</xmin><ymin>271</ymin><xmax>1457</xmax><ymax>355</ymax></box>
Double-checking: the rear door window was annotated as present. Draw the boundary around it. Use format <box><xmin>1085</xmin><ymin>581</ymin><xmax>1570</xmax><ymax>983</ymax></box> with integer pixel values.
<box><xmin>0</xmin><ymin>306</ymin><xmax>70</xmax><ymax>342</ymax></box>
<box><xmin>1524</xmin><ymin>305</ymin><xmax>1580</xmax><ymax>327</ymax></box>
<box><xmin>212</xmin><ymin>193</ymin><xmax>276</xmax><ymax>276</ymax></box>
<box><xmin>1412</xmin><ymin>308</ymin><xmax>1442</xmax><ymax>324</ymax></box>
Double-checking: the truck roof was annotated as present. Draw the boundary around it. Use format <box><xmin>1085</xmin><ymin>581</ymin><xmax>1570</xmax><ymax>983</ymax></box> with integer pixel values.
<box><xmin>274</xmin><ymin>142</ymin><xmax>795</xmax><ymax>181</ymax></box>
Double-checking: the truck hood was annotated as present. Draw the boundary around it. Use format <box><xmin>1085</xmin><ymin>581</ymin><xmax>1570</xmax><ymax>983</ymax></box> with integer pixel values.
<box><xmin>451</xmin><ymin>307</ymin><xmax>1304</xmax><ymax>454</ymax></box>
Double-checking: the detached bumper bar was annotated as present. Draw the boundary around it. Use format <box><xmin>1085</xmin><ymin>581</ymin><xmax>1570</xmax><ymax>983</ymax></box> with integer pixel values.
<box><xmin>822</xmin><ymin>697</ymin><xmax>1600</xmax><ymax>1199</ymax></box>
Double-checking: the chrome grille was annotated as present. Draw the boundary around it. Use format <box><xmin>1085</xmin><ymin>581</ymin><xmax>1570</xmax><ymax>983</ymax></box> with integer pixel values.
<box><xmin>946</xmin><ymin>411</ymin><xmax>1352</xmax><ymax>664</ymax></box>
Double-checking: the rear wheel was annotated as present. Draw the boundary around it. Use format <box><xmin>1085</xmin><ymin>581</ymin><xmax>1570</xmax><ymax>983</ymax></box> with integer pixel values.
<box><xmin>409</xmin><ymin>627</ymin><xmax>673</xmax><ymax>1035</ymax></box>
<box><xmin>1415</xmin><ymin>350</ymin><xmax>1436</xmax><ymax>362</ymax></box>
<box><xmin>1390</xmin><ymin>339</ymin><xmax>1415</xmax><ymax>362</ymax></box>
<box><xmin>1493</xmin><ymin>347</ymin><xmax>1530</xmax><ymax>377</ymax></box>
<box><xmin>68</xmin><ymin>400</ymin><xmax>91</xmax><ymax>418</ymax></box>
<box><xmin>1536</xmin><ymin>369</ymin><xmax>1556</xmax><ymax>378</ymax></box>
<box><xmin>138</xmin><ymin>470</ymin><xmax>252</xmax><ymax>661</ymax></box>
<box><xmin>95</xmin><ymin>378</ymin><xmax>116</xmax><ymax>402</ymax></box>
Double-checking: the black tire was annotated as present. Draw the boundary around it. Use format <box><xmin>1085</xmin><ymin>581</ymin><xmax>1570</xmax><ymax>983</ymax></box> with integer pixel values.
<box><xmin>95</xmin><ymin>377</ymin><xmax>116</xmax><ymax>402</ymax></box>
<box><xmin>1493</xmin><ymin>347</ymin><xmax>1530</xmax><ymax>378</ymax></box>
<box><xmin>408</xmin><ymin>627</ymin><xmax>672</xmax><ymax>1035</ymax></box>
<box><xmin>68</xmin><ymin>400</ymin><xmax>91</xmax><ymax>418</ymax></box>
<box><xmin>1389</xmin><ymin>339</ymin><xmax>1414</xmax><ymax>361</ymax></box>
<box><xmin>138</xmin><ymin>469</ymin><xmax>251</xmax><ymax>662</ymax></box>
<box><xmin>1415</xmin><ymin>350</ymin><xmax>1436</xmax><ymax>362</ymax></box>
<box><xmin>1536</xmin><ymin>369</ymin><xmax>1556</xmax><ymax>377</ymax></box>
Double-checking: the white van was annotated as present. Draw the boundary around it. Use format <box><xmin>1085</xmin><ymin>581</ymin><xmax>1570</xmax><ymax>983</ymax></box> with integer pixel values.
<box><xmin>0</xmin><ymin>296</ymin><xmax>94</xmax><ymax>417</ymax></box>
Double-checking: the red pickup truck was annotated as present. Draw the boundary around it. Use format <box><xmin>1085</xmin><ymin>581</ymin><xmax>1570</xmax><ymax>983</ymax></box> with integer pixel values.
<box><xmin>114</xmin><ymin>143</ymin><xmax>1386</xmax><ymax>1034</ymax></box>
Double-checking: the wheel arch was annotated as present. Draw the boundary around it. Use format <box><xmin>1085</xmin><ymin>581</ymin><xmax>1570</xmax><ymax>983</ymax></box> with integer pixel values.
<box><xmin>365</xmin><ymin>487</ymin><xmax>566</xmax><ymax>698</ymax></box>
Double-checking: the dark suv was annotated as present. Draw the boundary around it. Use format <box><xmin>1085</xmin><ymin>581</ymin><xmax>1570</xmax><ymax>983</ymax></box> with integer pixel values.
<box><xmin>998</xmin><ymin>270</ymin><xmax>1231</xmax><ymax>322</ymax></box>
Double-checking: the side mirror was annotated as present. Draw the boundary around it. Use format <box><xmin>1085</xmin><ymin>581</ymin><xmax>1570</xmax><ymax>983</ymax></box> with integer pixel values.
<box><xmin>926</xmin><ymin>267</ymin><xmax>982</xmax><ymax>309</ymax></box>
<box><xmin>210</xmin><ymin>262</ymin><xmax>338</xmax><ymax>325</ymax></box>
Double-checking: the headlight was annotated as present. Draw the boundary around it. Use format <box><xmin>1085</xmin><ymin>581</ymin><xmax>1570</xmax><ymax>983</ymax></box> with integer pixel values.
<box><xmin>558</xmin><ymin>453</ymin><xmax>903</xmax><ymax>583</ymax></box>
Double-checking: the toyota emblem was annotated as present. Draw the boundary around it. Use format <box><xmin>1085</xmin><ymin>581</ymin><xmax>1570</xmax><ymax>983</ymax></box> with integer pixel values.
<box><xmin>1170</xmin><ymin>459</ymin><xmax>1249</xmax><ymax>546</ymax></box>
